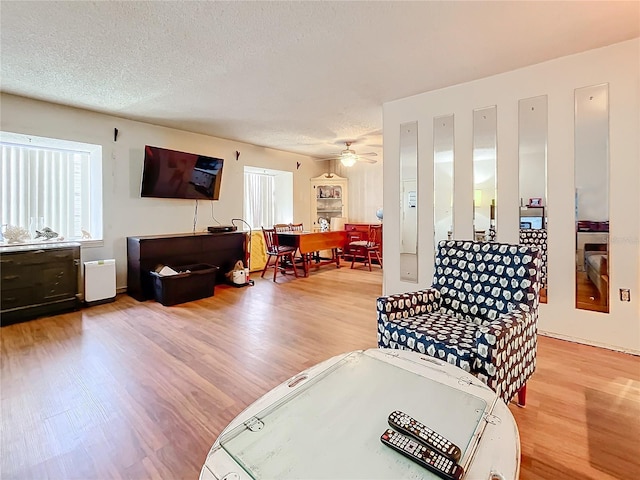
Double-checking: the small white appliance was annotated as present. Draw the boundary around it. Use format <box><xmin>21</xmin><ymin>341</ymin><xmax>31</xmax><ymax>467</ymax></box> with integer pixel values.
<box><xmin>232</xmin><ymin>269</ymin><xmax>246</xmax><ymax>285</ymax></box>
<box><xmin>84</xmin><ymin>259</ymin><xmax>116</xmax><ymax>306</ymax></box>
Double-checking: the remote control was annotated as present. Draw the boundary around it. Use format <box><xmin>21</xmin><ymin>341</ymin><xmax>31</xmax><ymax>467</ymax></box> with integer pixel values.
<box><xmin>388</xmin><ymin>410</ymin><xmax>462</xmax><ymax>462</ymax></box>
<box><xmin>380</xmin><ymin>429</ymin><xmax>464</xmax><ymax>480</ymax></box>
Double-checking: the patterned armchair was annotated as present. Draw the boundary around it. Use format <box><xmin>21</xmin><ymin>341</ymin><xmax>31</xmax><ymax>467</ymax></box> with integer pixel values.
<box><xmin>377</xmin><ymin>240</ymin><xmax>542</xmax><ymax>405</ymax></box>
<box><xmin>519</xmin><ymin>228</ymin><xmax>547</xmax><ymax>290</ymax></box>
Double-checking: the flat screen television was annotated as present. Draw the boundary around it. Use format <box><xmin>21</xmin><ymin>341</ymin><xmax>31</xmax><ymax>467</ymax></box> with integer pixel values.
<box><xmin>141</xmin><ymin>145</ymin><xmax>224</xmax><ymax>200</ymax></box>
<box><xmin>520</xmin><ymin>216</ymin><xmax>544</xmax><ymax>229</ymax></box>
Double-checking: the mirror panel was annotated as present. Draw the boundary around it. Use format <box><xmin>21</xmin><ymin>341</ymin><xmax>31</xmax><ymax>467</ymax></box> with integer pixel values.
<box><xmin>400</xmin><ymin>121</ymin><xmax>418</xmax><ymax>282</ymax></box>
<box><xmin>434</xmin><ymin>115</ymin><xmax>454</xmax><ymax>249</ymax></box>
<box><xmin>575</xmin><ymin>84</ymin><xmax>609</xmax><ymax>313</ymax></box>
<box><xmin>472</xmin><ymin>106</ymin><xmax>497</xmax><ymax>242</ymax></box>
<box><xmin>518</xmin><ymin>95</ymin><xmax>548</xmax><ymax>303</ymax></box>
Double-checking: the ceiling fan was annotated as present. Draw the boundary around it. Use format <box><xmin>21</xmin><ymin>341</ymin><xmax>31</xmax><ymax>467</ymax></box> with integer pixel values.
<box><xmin>316</xmin><ymin>142</ymin><xmax>378</xmax><ymax>167</ymax></box>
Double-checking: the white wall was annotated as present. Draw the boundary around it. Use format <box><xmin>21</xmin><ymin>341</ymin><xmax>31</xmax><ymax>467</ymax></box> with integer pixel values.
<box><xmin>0</xmin><ymin>94</ymin><xmax>324</xmax><ymax>290</ymax></box>
<box><xmin>336</xmin><ymin>160</ymin><xmax>384</xmax><ymax>224</ymax></box>
<box><xmin>383</xmin><ymin>39</ymin><xmax>640</xmax><ymax>353</ymax></box>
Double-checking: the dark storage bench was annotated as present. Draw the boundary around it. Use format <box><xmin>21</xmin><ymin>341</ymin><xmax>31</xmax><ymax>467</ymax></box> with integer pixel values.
<box><xmin>126</xmin><ymin>232</ymin><xmax>245</xmax><ymax>301</ymax></box>
<box><xmin>151</xmin><ymin>263</ymin><xmax>219</xmax><ymax>306</ymax></box>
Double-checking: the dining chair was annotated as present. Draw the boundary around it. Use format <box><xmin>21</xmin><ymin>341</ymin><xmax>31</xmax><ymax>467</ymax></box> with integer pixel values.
<box><xmin>261</xmin><ymin>227</ymin><xmax>299</xmax><ymax>282</ymax></box>
<box><xmin>289</xmin><ymin>223</ymin><xmax>304</xmax><ymax>231</ymax></box>
<box><xmin>348</xmin><ymin>224</ymin><xmax>382</xmax><ymax>271</ymax></box>
<box><xmin>274</xmin><ymin>224</ymin><xmax>291</xmax><ymax>233</ymax></box>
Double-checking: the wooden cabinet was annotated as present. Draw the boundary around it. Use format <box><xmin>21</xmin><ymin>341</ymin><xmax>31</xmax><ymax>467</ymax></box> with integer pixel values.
<box><xmin>310</xmin><ymin>173</ymin><xmax>348</xmax><ymax>231</ymax></box>
<box><xmin>344</xmin><ymin>223</ymin><xmax>383</xmax><ymax>262</ymax></box>
<box><xmin>0</xmin><ymin>243</ymin><xmax>80</xmax><ymax>325</ymax></box>
<box><xmin>127</xmin><ymin>232</ymin><xmax>245</xmax><ymax>301</ymax></box>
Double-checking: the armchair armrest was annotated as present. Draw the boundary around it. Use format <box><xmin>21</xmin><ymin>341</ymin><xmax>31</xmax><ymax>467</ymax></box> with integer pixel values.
<box><xmin>376</xmin><ymin>288</ymin><xmax>442</xmax><ymax>323</ymax></box>
<box><xmin>474</xmin><ymin>304</ymin><xmax>538</xmax><ymax>404</ymax></box>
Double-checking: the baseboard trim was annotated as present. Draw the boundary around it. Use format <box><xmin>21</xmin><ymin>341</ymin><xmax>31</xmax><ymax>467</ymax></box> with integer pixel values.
<box><xmin>538</xmin><ymin>330</ymin><xmax>640</xmax><ymax>356</ymax></box>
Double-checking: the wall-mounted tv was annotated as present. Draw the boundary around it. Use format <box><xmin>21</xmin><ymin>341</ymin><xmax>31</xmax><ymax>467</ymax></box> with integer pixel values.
<box><xmin>520</xmin><ymin>216</ymin><xmax>544</xmax><ymax>229</ymax></box>
<box><xmin>141</xmin><ymin>145</ymin><xmax>224</xmax><ymax>200</ymax></box>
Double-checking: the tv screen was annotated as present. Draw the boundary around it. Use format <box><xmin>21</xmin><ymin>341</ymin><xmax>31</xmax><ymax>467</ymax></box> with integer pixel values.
<box><xmin>141</xmin><ymin>145</ymin><xmax>224</xmax><ymax>200</ymax></box>
<box><xmin>520</xmin><ymin>216</ymin><xmax>543</xmax><ymax>229</ymax></box>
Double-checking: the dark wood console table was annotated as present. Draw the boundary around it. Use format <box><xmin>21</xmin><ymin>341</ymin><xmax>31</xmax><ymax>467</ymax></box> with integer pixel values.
<box><xmin>126</xmin><ymin>232</ymin><xmax>245</xmax><ymax>301</ymax></box>
<box><xmin>1</xmin><ymin>242</ymin><xmax>80</xmax><ymax>325</ymax></box>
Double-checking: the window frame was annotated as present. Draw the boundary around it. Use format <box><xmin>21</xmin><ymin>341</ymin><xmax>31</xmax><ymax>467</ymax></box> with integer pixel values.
<box><xmin>1</xmin><ymin>131</ymin><xmax>103</xmax><ymax>245</ymax></box>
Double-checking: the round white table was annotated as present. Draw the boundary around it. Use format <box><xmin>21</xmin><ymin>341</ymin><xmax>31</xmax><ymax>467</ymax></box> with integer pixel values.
<box><xmin>200</xmin><ymin>348</ymin><xmax>520</xmax><ymax>480</ymax></box>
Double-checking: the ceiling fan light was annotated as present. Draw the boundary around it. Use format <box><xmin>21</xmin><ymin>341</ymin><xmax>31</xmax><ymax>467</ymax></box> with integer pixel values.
<box><xmin>340</xmin><ymin>154</ymin><xmax>357</xmax><ymax>167</ymax></box>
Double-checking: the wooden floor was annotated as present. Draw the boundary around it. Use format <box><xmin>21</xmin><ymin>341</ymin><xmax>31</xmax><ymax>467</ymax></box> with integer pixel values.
<box><xmin>1</xmin><ymin>266</ymin><xmax>639</xmax><ymax>479</ymax></box>
<box><xmin>576</xmin><ymin>270</ymin><xmax>609</xmax><ymax>313</ymax></box>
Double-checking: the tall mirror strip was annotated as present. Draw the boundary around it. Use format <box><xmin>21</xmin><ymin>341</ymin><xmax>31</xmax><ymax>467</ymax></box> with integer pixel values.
<box><xmin>434</xmin><ymin>115</ymin><xmax>454</xmax><ymax>252</ymax></box>
<box><xmin>575</xmin><ymin>84</ymin><xmax>610</xmax><ymax>313</ymax></box>
<box><xmin>518</xmin><ymin>95</ymin><xmax>548</xmax><ymax>303</ymax></box>
<box><xmin>472</xmin><ymin>106</ymin><xmax>497</xmax><ymax>242</ymax></box>
<box><xmin>400</xmin><ymin>121</ymin><xmax>418</xmax><ymax>282</ymax></box>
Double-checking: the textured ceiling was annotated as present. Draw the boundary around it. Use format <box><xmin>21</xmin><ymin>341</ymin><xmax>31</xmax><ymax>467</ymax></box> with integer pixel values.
<box><xmin>1</xmin><ymin>1</ymin><xmax>638</xmax><ymax>160</ymax></box>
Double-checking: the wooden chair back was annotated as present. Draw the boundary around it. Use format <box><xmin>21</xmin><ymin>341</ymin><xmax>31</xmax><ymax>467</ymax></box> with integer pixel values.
<box><xmin>369</xmin><ymin>225</ymin><xmax>382</xmax><ymax>246</ymax></box>
<box><xmin>274</xmin><ymin>224</ymin><xmax>291</xmax><ymax>233</ymax></box>
<box><xmin>289</xmin><ymin>223</ymin><xmax>304</xmax><ymax>232</ymax></box>
<box><xmin>262</xmin><ymin>227</ymin><xmax>280</xmax><ymax>254</ymax></box>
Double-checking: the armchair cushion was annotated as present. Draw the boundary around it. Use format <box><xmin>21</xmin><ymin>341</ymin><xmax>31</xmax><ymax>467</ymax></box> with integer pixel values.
<box><xmin>378</xmin><ymin>312</ymin><xmax>477</xmax><ymax>373</ymax></box>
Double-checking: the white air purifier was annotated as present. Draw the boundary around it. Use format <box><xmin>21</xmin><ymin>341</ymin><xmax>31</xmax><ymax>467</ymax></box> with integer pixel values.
<box><xmin>84</xmin><ymin>259</ymin><xmax>116</xmax><ymax>306</ymax></box>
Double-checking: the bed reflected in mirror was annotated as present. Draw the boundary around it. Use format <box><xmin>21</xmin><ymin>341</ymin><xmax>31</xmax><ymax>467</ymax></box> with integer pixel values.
<box><xmin>575</xmin><ymin>84</ymin><xmax>609</xmax><ymax>313</ymax></box>
<box><xmin>518</xmin><ymin>95</ymin><xmax>548</xmax><ymax>303</ymax></box>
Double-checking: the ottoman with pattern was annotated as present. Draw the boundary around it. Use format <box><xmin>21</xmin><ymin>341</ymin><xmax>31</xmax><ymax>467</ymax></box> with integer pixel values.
<box><xmin>377</xmin><ymin>240</ymin><xmax>542</xmax><ymax>405</ymax></box>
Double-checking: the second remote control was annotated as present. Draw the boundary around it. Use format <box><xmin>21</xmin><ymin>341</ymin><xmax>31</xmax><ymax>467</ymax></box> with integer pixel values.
<box><xmin>388</xmin><ymin>410</ymin><xmax>462</xmax><ymax>461</ymax></box>
<box><xmin>380</xmin><ymin>429</ymin><xmax>464</xmax><ymax>480</ymax></box>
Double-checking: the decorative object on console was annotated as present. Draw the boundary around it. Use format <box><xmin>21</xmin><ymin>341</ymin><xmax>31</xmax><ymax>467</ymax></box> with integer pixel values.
<box><xmin>528</xmin><ymin>198</ymin><xmax>542</xmax><ymax>206</ymax></box>
<box><xmin>377</xmin><ymin>240</ymin><xmax>542</xmax><ymax>405</ymax></box>
<box><xmin>29</xmin><ymin>216</ymin><xmax>44</xmax><ymax>239</ymax></box>
<box><xmin>3</xmin><ymin>225</ymin><xmax>30</xmax><ymax>243</ymax></box>
<box><xmin>35</xmin><ymin>227</ymin><xmax>59</xmax><ymax>240</ymax></box>
<box><xmin>376</xmin><ymin>207</ymin><xmax>383</xmax><ymax>221</ymax></box>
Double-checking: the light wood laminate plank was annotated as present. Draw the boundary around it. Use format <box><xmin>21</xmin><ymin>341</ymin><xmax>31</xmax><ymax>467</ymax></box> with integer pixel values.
<box><xmin>1</xmin><ymin>266</ymin><xmax>638</xmax><ymax>479</ymax></box>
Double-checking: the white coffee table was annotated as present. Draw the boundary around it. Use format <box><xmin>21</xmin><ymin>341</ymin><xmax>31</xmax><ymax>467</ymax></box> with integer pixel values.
<box><xmin>200</xmin><ymin>349</ymin><xmax>520</xmax><ymax>480</ymax></box>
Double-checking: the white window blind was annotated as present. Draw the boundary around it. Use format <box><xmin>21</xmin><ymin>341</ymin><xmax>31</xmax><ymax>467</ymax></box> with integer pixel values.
<box><xmin>1</xmin><ymin>132</ymin><xmax>102</xmax><ymax>242</ymax></box>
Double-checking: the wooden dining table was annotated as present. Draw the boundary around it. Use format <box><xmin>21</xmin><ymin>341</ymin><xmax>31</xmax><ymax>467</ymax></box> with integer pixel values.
<box><xmin>277</xmin><ymin>230</ymin><xmax>347</xmax><ymax>277</ymax></box>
